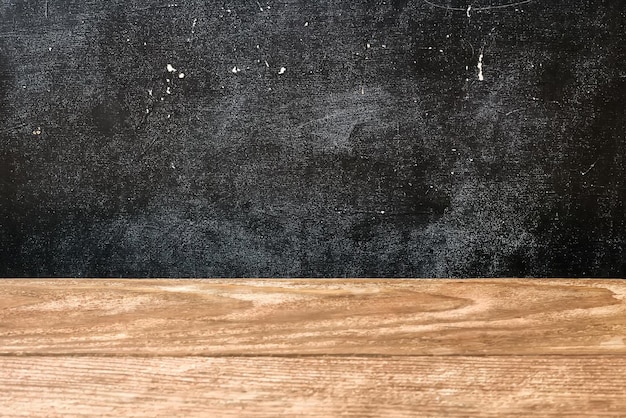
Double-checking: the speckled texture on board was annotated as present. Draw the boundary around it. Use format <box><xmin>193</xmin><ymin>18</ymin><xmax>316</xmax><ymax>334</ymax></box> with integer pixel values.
<box><xmin>0</xmin><ymin>0</ymin><xmax>624</xmax><ymax>277</ymax></box>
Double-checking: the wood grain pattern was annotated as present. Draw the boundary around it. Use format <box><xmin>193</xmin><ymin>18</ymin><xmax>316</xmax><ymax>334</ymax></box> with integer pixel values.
<box><xmin>1</xmin><ymin>356</ymin><xmax>626</xmax><ymax>417</ymax></box>
<box><xmin>1</xmin><ymin>279</ymin><xmax>625</xmax><ymax>355</ymax></box>
<box><xmin>1</xmin><ymin>279</ymin><xmax>625</xmax><ymax>417</ymax></box>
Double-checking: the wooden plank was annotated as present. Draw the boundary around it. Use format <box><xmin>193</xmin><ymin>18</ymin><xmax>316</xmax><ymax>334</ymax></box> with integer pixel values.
<box><xmin>1</xmin><ymin>355</ymin><xmax>625</xmax><ymax>417</ymax></box>
<box><xmin>1</xmin><ymin>279</ymin><xmax>624</xmax><ymax>355</ymax></box>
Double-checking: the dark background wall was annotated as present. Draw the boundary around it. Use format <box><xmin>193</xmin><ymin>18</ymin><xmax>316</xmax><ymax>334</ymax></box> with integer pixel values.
<box><xmin>0</xmin><ymin>0</ymin><xmax>624</xmax><ymax>277</ymax></box>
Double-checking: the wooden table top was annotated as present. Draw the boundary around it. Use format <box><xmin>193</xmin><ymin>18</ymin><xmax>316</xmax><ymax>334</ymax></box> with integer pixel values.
<box><xmin>1</xmin><ymin>279</ymin><xmax>625</xmax><ymax>416</ymax></box>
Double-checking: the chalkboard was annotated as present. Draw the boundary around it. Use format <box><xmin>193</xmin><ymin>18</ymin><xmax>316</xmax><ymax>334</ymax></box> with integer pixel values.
<box><xmin>1</xmin><ymin>0</ymin><xmax>624</xmax><ymax>277</ymax></box>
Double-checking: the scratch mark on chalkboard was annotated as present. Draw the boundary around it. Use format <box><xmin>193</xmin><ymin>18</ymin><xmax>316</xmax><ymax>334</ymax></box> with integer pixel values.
<box><xmin>580</xmin><ymin>159</ymin><xmax>598</xmax><ymax>176</ymax></box>
<box><xmin>295</xmin><ymin>108</ymin><xmax>378</xmax><ymax>131</ymax></box>
<box><xmin>0</xmin><ymin>124</ymin><xmax>21</xmax><ymax>135</ymax></box>
<box><xmin>187</xmin><ymin>18</ymin><xmax>198</xmax><ymax>42</ymax></box>
<box><xmin>131</xmin><ymin>3</ymin><xmax>180</xmax><ymax>13</ymax></box>
<box><xmin>505</xmin><ymin>108</ymin><xmax>522</xmax><ymax>116</ymax></box>
<box><xmin>423</xmin><ymin>0</ymin><xmax>535</xmax><ymax>12</ymax></box>
<box><xmin>477</xmin><ymin>48</ymin><xmax>484</xmax><ymax>81</ymax></box>
<box><xmin>138</xmin><ymin>136</ymin><xmax>160</xmax><ymax>160</ymax></box>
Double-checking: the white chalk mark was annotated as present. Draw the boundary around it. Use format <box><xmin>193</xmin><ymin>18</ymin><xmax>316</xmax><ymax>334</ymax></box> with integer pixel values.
<box><xmin>166</xmin><ymin>63</ymin><xmax>177</xmax><ymax>73</ymax></box>
<box><xmin>178</xmin><ymin>72</ymin><xmax>185</xmax><ymax>78</ymax></box>
<box><xmin>264</xmin><ymin>60</ymin><xmax>270</xmax><ymax>68</ymax></box>
<box><xmin>581</xmin><ymin>160</ymin><xmax>598</xmax><ymax>176</ymax></box>
<box><xmin>304</xmin><ymin>21</ymin><xmax>309</xmax><ymax>27</ymax></box>
<box><xmin>423</xmin><ymin>0</ymin><xmax>534</xmax><ymax>12</ymax></box>
<box><xmin>466</xmin><ymin>5</ymin><xmax>471</xmax><ymax>17</ymax></box>
<box><xmin>278</xmin><ymin>66</ymin><xmax>286</xmax><ymax>74</ymax></box>
<box><xmin>166</xmin><ymin>86</ymin><xmax>171</xmax><ymax>94</ymax></box>
<box><xmin>148</xmin><ymin>89</ymin><xmax>153</xmax><ymax>96</ymax></box>
<box><xmin>477</xmin><ymin>49</ymin><xmax>484</xmax><ymax>81</ymax></box>
<box><xmin>187</xmin><ymin>18</ymin><xmax>198</xmax><ymax>42</ymax></box>
<box><xmin>231</xmin><ymin>66</ymin><xmax>241</xmax><ymax>74</ymax></box>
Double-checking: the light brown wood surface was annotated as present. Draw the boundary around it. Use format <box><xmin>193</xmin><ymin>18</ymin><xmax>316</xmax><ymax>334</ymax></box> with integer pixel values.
<box><xmin>1</xmin><ymin>279</ymin><xmax>625</xmax><ymax>416</ymax></box>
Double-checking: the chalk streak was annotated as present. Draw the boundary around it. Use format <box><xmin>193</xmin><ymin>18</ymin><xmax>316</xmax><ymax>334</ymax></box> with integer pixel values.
<box><xmin>581</xmin><ymin>160</ymin><xmax>598</xmax><ymax>176</ymax></box>
<box><xmin>422</xmin><ymin>0</ymin><xmax>534</xmax><ymax>12</ymax></box>
<box><xmin>130</xmin><ymin>4</ymin><xmax>180</xmax><ymax>13</ymax></box>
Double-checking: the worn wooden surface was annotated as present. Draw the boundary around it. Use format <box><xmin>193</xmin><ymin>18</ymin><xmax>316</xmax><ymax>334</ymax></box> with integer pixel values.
<box><xmin>2</xmin><ymin>356</ymin><xmax>626</xmax><ymax>417</ymax></box>
<box><xmin>1</xmin><ymin>279</ymin><xmax>625</xmax><ymax>416</ymax></box>
<box><xmin>1</xmin><ymin>279</ymin><xmax>625</xmax><ymax>355</ymax></box>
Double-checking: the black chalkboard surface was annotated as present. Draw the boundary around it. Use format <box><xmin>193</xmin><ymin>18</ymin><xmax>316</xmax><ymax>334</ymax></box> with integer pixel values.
<box><xmin>0</xmin><ymin>0</ymin><xmax>624</xmax><ymax>277</ymax></box>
